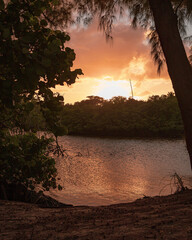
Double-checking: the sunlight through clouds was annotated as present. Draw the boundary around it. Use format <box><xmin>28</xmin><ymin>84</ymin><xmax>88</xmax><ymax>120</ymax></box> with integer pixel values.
<box><xmin>95</xmin><ymin>80</ymin><xmax>132</xmax><ymax>99</ymax></box>
<box><xmin>120</xmin><ymin>57</ymin><xmax>146</xmax><ymax>80</ymax></box>
<box><xmin>55</xmin><ymin>20</ymin><xmax>175</xmax><ymax>104</ymax></box>
<box><xmin>55</xmin><ymin>75</ymin><xmax>174</xmax><ymax>103</ymax></box>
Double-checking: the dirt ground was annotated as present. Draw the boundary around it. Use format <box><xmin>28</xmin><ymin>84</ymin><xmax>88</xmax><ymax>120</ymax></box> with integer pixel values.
<box><xmin>1</xmin><ymin>190</ymin><xmax>192</xmax><ymax>240</ymax></box>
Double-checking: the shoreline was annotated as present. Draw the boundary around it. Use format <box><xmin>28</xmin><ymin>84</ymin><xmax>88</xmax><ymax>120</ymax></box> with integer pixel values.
<box><xmin>1</xmin><ymin>189</ymin><xmax>192</xmax><ymax>239</ymax></box>
<box><xmin>63</xmin><ymin>133</ymin><xmax>184</xmax><ymax>141</ymax></box>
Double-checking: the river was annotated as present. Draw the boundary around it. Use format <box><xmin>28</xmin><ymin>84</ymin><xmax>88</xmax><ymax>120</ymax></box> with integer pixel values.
<box><xmin>48</xmin><ymin>136</ymin><xmax>192</xmax><ymax>206</ymax></box>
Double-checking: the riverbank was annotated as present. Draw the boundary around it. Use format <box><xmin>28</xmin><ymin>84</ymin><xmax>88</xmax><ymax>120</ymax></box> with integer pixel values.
<box><xmin>1</xmin><ymin>189</ymin><xmax>192</xmax><ymax>240</ymax></box>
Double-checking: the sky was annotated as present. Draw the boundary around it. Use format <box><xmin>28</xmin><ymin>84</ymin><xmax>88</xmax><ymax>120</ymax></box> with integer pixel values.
<box><xmin>55</xmin><ymin>21</ymin><xmax>181</xmax><ymax>104</ymax></box>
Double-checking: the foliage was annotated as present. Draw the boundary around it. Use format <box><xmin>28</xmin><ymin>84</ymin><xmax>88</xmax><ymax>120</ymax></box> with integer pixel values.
<box><xmin>44</xmin><ymin>0</ymin><xmax>192</xmax><ymax>168</ymax></box>
<box><xmin>56</xmin><ymin>0</ymin><xmax>192</xmax><ymax>72</ymax></box>
<box><xmin>0</xmin><ymin>0</ymin><xmax>82</xmax><ymax>194</ymax></box>
<box><xmin>0</xmin><ymin>0</ymin><xmax>82</xmax><ymax>108</ymax></box>
<box><xmin>0</xmin><ymin>132</ymin><xmax>58</xmax><ymax>191</ymax></box>
<box><xmin>61</xmin><ymin>93</ymin><xmax>184</xmax><ymax>138</ymax></box>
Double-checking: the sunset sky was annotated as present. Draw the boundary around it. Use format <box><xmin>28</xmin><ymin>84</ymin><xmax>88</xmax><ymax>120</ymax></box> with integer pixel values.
<box><xmin>56</xmin><ymin>20</ymin><xmax>190</xmax><ymax>104</ymax></box>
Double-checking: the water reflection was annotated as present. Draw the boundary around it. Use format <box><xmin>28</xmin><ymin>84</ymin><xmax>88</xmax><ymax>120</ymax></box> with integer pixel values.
<box><xmin>48</xmin><ymin>136</ymin><xmax>192</xmax><ymax>206</ymax></box>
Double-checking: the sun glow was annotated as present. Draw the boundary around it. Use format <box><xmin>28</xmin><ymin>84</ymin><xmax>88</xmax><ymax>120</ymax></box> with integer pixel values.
<box><xmin>95</xmin><ymin>79</ymin><xmax>132</xmax><ymax>100</ymax></box>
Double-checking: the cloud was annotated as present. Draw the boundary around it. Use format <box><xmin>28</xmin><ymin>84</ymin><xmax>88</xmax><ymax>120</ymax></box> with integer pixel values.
<box><xmin>68</xmin><ymin>21</ymin><xmax>169</xmax><ymax>81</ymax></box>
<box><xmin>58</xmin><ymin>21</ymin><xmax>172</xmax><ymax>103</ymax></box>
<box><xmin>138</xmin><ymin>90</ymin><xmax>152</xmax><ymax>97</ymax></box>
<box><xmin>119</xmin><ymin>57</ymin><xmax>147</xmax><ymax>81</ymax></box>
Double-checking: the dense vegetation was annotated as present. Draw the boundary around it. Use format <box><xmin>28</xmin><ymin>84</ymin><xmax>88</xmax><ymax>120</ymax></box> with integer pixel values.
<box><xmin>61</xmin><ymin>93</ymin><xmax>184</xmax><ymax>138</ymax></box>
<box><xmin>67</xmin><ymin>0</ymin><xmax>192</xmax><ymax>167</ymax></box>
<box><xmin>0</xmin><ymin>0</ymin><xmax>82</xmax><ymax>200</ymax></box>
<box><xmin>0</xmin><ymin>0</ymin><xmax>189</xmax><ymax>202</ymax></box>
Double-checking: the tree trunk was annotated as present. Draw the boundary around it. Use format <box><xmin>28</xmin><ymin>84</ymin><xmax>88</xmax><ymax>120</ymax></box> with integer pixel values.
<box><xmin>149</xmin><ymin>0</ymin><xmax>192</xmax><ymax>169</ymax></box>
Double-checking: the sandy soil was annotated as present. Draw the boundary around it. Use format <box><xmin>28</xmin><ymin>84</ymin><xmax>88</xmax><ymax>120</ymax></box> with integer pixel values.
<box><xmin>1</xmin><ymin>190</ymin><xmax>192</xmax><ymax>240</ymax></box>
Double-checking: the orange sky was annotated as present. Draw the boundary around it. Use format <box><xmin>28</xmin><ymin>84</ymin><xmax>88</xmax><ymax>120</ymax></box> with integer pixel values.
<box><xmin>56</xmin><ymin>21</ymin><xmax>175</xmax><ymax>104</ymax></box>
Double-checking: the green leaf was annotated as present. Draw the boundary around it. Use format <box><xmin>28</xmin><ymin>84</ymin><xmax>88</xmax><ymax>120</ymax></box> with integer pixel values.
<box><xmin>75</xmin><ymin>68</ymin><xmax>83</xmax><ymax>75</ymax></box>
<box><xmin>52</xmin><ymin>125</ymin><xmax>68</xmax><ymax>137</ymax></box>
<box><xmin>52</xmin><ymin>39</ymin><xmax>62</xmax><ymax>47</ymax></box>
<box><xmin>25</xmin><ymin>102</ymin><xmax>34</xmax><ymax>112</ymax></box>
<box><xmin>41</xmin><ymin>57</ymin><xmax>51</xmax><ymax>67</ymax></box>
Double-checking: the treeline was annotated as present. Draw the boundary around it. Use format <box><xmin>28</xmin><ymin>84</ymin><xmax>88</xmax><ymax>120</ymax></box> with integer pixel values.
<box><xmin>61</xmin><ymin>93</ymin><xmax>184</xmax><ymax>138</ymax></box>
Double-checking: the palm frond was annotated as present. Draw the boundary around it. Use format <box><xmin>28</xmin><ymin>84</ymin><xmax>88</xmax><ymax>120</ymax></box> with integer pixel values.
<box><xmin>128</xmin><ymin>0</ymin><xmax>152</xmax><ymax>29</ymax></box>
<box><xmin>148</xmin><ymin>28</ymin><xmax>165</xmax><ymax>74</ymax></box>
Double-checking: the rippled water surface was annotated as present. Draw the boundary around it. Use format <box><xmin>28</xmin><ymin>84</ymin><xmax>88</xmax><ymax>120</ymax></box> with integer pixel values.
<box><xmin>48</xmin><ymin>136</ymin><xmax>192</xmax><ymax>206</ymax></box>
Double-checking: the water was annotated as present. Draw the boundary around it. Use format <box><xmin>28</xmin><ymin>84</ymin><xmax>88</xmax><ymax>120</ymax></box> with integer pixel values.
<box><xmin>48</xmin><ymin>136</ymin><xmax>192</xmax><ymax>206</ymax></box>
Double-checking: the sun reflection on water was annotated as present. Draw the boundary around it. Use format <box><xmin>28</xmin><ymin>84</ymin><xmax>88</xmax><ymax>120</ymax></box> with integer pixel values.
<box><xmin>49</xmin><ymin>136</ymin><xmax>191</xmax><ymax>206</ymax></box>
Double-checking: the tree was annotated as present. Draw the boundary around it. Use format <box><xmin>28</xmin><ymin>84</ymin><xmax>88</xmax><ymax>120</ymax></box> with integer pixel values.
<box><xmin>148</xmin><ymin>0</ymin><xmax>192</xmax><ymax>168</ymax></box>
<box><xmin>61</xmin><ymin>93</ymin><xmax>183</xmax><ymax>138</ymax></box>
<box><xmin>63</xmin><ymin>0</ymin><xmax>192</xmax><ymax>168</ymax></box>
<box><xmin>0</xmin><ymin>0</ymin><xmax>82</xmax><ymax>197</ymax></box>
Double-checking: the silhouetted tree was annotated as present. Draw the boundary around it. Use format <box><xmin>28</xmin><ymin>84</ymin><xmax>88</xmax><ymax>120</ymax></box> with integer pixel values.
<box><xmin>61</xmin><ymin>93</ymin><xmax>183</xmax><ymax>138</ymax></box>
<box><xmin>0</xmin><ymin>0</ymin><xmax>82</xmax><ymax>196</ymax></box>
<box><xmin>65</xmin><ymin>0</ymin><xmax>192</xmax><ymax>167</ymax></box>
